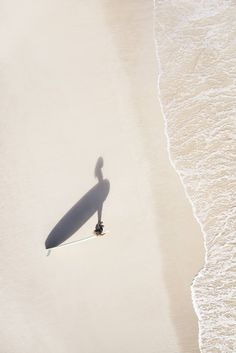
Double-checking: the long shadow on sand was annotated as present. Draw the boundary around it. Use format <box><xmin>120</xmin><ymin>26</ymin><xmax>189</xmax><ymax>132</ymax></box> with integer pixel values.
<box><xmin>45</xmin><ymin>157</ymin><xmax>110</xmax><ymax>249</ymax></box>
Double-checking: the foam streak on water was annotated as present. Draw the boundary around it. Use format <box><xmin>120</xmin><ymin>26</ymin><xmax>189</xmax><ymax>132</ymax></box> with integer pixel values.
<box><xmin>154</xmin><ymin>1</ymin><xmax>236</xmax><ymax>352</ymax></box>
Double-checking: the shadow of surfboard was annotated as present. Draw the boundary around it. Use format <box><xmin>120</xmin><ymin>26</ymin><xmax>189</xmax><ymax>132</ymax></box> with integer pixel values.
<box><xmin>45</xmin><ymin>158</ymin><xmax>110</xmax><ymax>249</ymax></box>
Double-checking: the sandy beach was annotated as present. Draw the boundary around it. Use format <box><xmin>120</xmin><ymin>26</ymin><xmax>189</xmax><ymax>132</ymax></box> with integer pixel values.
<box><xmin>1</xmin><ymin>1</ymin><xmax>203</xmax><ymax>352</ymax></box>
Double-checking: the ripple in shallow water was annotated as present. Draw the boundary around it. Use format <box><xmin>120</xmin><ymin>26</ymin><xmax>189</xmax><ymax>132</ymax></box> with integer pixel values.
<box><xmin>154</xmin><ymin>1</ymin><xmax>236</xmax><ymax>352</ymax></box>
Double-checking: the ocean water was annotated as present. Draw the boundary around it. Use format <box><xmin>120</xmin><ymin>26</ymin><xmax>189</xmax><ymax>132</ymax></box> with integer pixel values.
<box><xmin>154</xmin><ymin>1</ymin><xmax>236</xmax><ymax>352</ymax></box>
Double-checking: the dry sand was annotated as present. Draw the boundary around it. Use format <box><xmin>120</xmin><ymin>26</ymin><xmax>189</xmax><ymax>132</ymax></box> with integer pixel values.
<box><xmin>1</xmin><ymin>1</ymin><xmax>204</xmax><ymax>352</ymax></box>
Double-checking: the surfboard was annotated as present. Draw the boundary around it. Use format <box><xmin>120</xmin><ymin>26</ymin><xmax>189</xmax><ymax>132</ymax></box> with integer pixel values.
<box><xmin>46</xmin><ymin>231</ymin><xmax>109</xmax><ymax>256</ymax></box>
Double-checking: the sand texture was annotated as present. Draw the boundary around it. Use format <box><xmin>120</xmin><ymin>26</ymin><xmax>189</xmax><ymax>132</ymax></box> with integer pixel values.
<box><xmin>0</xmin><ymin>1</ymin><xmax>203</xmax><ymax>352</ymax></box>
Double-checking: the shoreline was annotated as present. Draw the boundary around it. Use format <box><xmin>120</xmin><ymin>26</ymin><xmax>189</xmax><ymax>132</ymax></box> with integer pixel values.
<box><xmin>154</xmin><ymin>2</ymin><xmax>235</xmax><ymax>352</ymax></box>
<box><xmin>103</xmin><ymin>1</ymin><xmax>204</xmax><ymax>351</ymax></box>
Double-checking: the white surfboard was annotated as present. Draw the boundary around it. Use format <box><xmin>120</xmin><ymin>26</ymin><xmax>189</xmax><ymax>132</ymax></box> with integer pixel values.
<box><xmin>46</xmin><ymin>231</ymin><xmax>109</xmax><ymax>256</ymax></box>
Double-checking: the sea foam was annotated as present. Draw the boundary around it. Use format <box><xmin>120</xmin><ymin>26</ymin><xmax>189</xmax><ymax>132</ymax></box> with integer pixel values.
<box><xmin>154</xmin><ymin>1</ymin><xmax>236</xmax><ymax>352</ymax></box>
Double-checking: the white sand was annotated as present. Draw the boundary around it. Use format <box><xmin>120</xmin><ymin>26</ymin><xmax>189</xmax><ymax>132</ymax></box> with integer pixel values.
<box><xmin>0</xmin><ymin>1</ymin><xmax>203</xmax><ymax>352</ymax></box>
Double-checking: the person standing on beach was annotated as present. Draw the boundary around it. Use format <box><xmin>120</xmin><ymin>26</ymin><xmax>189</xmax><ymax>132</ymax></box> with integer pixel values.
<box><xmin>94</xmin><ymin>220</ymin><xmax>104</xmax><ymax>235</ymax></box>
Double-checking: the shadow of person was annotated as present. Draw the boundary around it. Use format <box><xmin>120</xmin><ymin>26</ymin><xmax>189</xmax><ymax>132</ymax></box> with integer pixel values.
<box><xmin>45</xmin><ymin>157</ymin><xmax>110</xmax><ymax>249</ymax></box>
